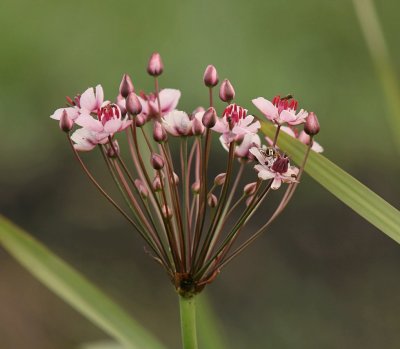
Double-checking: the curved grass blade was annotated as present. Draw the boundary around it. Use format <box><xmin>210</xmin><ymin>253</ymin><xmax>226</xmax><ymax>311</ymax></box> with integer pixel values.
<box><xmin>0</xmin><ymin>215</ymin><xmax>167</xmax><ymax>349</ymax></box>
<box><xmin>352</xmin><ymin>0</ymin><xmax>400</xmax><ymax>153</ymax></box>
<box><xmin>261</xmin><ymin>122</ymin><xmax>400</xmax><ymax>244</ymax></box>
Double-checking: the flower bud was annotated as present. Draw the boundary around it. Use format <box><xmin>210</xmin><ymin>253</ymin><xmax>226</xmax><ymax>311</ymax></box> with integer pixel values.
<box><xmin>126</xmin><ymin>92</ymin><xmax>142</xmax><ymax>115</ymax></box>
<box><xmin>134</xmin><ymin>179</ymin><xmax>148</xmax><ymax>199</ymax></box>
<box><xmin>203</xmin><ymin>65</ymin><xmax>219</xmax><ymax>87</ymax></box>
<box><xmin>172</xmin><ymin>172</ymin><xmax>179</xmax><ymax>185</ymax></box>
<box><xmin>147</xmin><ymin>52</ymin><xmax>164</xmax><ymax>77</ymax></box>
<box><xmin>214</xmin><ymin>173</ymin><xmax>226</xmax><ymax>186</ymax></box>
<box><xmin>59</xmin><ymin>109</ymin><xmax>73</xmax><ymax>132</ymax></box>
<box><xmin>191</xmin><ymin>181</ymin><xmax>200</xmax><ymax>194</ymax></box>
<box><xmin>135</xmin><ymin>114</ymin><xmax>146</xmax><ymax>127</ymax></box>
<box><xmin>107</xmin><ymin>140</ymin><xmax>120</xmax><ymax>158</ymax></box>
<box><xmin>116</xmin><ymin>94</ymin><xmax>127</xmax><ymax>117</ymax></box>
<box><xmin>152</xmin><ymin>175</ymin><xmax>162</xmax><ymax>192</ymax></box>
<box><xmin>151</xmin><ymin>153</ymin><xmax>165</xmax><ymax>170</ymax></box>
<box><xmin>153</xmin><ymin>121</ymin><xmax>167</xmax><ymax>142</ymax></box>
<box><xmin>243</xmin><ymin>182</ymin><xmax>257</xmax><ymax>196</ymax></box>
<box><xmin>219</xmin><ymin>79</ymin><xmax>235</xmax><ymax>103</ymax></box>
<box><xmin>192</xmin><ymin>116</ymin><xmax>205</xmax><ymax>136</ymax></box>
<box><xmin>207</xmin><ymin>194</ymin><xmax>218</xmax><ymax>208</ymax></box>
<box><xmin>119</xmin><ymin>73</ymin><xmax>135</xmax><ymax>98</ymax></box>
<box><xmin>304</xmin><ymin>112</ymin><xmax>320</xmax><ymax>136</ymax></box>
<box><xmin>162</xmin><ymin>204</ymin><xmax>173</xmax><ymax>219</ymax></box>
<box><xmin>202</xmin><ymin>107</ymin><xmax>217</xmax><ymax>128</ymax></box>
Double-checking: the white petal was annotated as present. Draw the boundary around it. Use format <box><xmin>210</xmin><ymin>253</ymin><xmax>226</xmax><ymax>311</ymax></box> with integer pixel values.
<box><xmin>80</xmin><ymin>87</ymin><xmax>97</xmax><ymax>112</ymax></box>
<box><xmin>271</xmin><ymin>177</ymin><xmax>282</xmax><ymax>190</ymax></box>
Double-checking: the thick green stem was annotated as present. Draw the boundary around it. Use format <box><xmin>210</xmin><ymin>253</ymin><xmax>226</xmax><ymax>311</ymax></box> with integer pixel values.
<box><xmin>179</xmin><ymin>296</ymin><xmax>198</xmax><ymax>349</ymax></box>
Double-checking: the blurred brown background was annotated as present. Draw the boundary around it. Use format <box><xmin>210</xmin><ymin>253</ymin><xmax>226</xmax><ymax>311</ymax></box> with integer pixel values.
<box><xmin>0</xmin><ymin>0</ymin><xmax>399</xmax><ymax>348</ymax></box>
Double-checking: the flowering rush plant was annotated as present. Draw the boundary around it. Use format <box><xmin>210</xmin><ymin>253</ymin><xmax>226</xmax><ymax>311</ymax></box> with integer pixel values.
<box><xmin>50</xmin><ymin>52</ymin><xmax>321</xmax><ymax>348</ymax></box>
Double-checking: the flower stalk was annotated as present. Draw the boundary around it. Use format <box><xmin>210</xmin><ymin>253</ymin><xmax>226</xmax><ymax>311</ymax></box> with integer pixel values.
<box><xmin>179</xmin><ymin>295</ymin><xmax>198</xmax><ymax>349</ymax></box>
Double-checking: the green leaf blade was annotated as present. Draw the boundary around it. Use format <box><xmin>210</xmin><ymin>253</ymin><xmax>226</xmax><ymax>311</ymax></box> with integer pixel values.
<box><xmin>0</xmin><ymin>216</ymin><xmax>167</xmax><ymax>349</ymax></box>
<box><xmin>261</xmin><ymin>122</ymin><xmax>400</xmax><ymax>244</ymax></box>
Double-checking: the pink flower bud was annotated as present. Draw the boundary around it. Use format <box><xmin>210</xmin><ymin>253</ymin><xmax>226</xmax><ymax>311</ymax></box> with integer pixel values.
<box><xmin>147</xmin><ymin>52</ymin><xmax>164</xmax><ymax>77</ymax></box>
<box><xmin>202</xmin><ymin>107</ymin><xmax>217</xmax><ymax>128</ymax></box>
<box><xmin>116</xmin><ymin>94</ymin><xmax>127</xmax><ymax>117</ymax></box>
<box><xmin>243</xmin><ymin>182</ymin><xmax>257</xmax><ymax>196</ymax></box>
<box><xmin>134</xmin><ymin>179</ymin><xmax>149</xmax><ymax>198</ymax></box>
<box><xmin>135</xmin><ymin>114</ymin><xmax>146</xmax><ymax>127</ymax></box>
<box><xmin>152</xmin><ymin>175</ymin><xmax>162</xmax><ymax>192</ymax></box>
<box><xmin>219</xmin><ymin>79</ymin><xmax>235</xmax><ymax>103</ymax></box>
<box><xmin>126</xmin><ymin>92</ymin><xmax>142</xmax><ymax>115</ymax></box>
<box><xmin>151</xmin><ymin>153</ymin><xmax>165</xmax><ymax>170</ymax></box>
<box><xmin>162</xmin><ymin>204</ymin><xmax>173</xmax><ymax>219</ymax></box>
<box><xmin>214</xmin><ymin>173</ymin><xmax>226</xmax><ymax>186</ymax></box>
<box><xmin>191</xmin><ymin>181</ymin><xmax>200</xmax><ymax>194</ymax></box>
<box><xmin>119</xmin><ymin>73</ymin><xmax>135</xmax><ymax>98</ymax></box>
<box><xmin>59</xmin><ymin>110</ymin><xmax>73</xmax><ymax>132</ymax></box>
<box><xmin>207</xmin><ymin>194</ymin><xmax>218</xmax><ymax>208</ymax></box>
<box><xmin>107</xmin><ymin>140</ymin><xmax>120</xmax><ymax>158</ymax></box>
<box><xmin>304</xmin><ymin>112</ymin><xmax>320</xmax><ymax>136</ymax></box>
<box><xmin>192</xmin><ymin>116</ymin><xmax>205</xmax><ymax>136</ymax></box>
<box><xmin>153</xmin><ymin>121</ymin><xmax>167</xmax><ymax>142</ymax></box>
<box><xmin>203</xmin><ymin>65</ymin><xmax>219</xmax><ymax>87</ymax></box>
<box><xmin>172</xmin><ymin>172</ymin><xmax>179</xmax><ymax>185</ymax></box>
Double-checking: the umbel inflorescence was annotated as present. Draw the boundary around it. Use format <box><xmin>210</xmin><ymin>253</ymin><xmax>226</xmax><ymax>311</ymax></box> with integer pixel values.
<box><xmin>50</xmin><ymin>52</ymin><xmax>321</xmax><ymax>298</ymax></box>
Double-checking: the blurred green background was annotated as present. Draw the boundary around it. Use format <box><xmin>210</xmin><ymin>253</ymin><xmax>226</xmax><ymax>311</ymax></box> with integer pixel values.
<box><xmin>1</xmin><ymin>0</ymin><xmax>399</xmax><ymax>348</ymax></box>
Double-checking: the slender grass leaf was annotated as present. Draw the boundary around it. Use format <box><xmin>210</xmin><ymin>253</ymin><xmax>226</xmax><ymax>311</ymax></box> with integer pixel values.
<box><xmin>261</xmin><ymin>122</ymin><xmax>400</xmax><ymax>244</ymax></box>
<box><xmin>0</xmin><ymin>215</ymin><xmax>167</xmax><ymax>349</ymax></box>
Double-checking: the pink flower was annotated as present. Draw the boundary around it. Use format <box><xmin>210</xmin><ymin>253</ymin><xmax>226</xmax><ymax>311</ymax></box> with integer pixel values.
<box><xmin>250</xmin><ymin>148</ymin><xmax>299</xmax><ymax>190</ymax></box>
<box><xmin>75</xmin><ymin>102</ymin><xmax>132</xmax><ymax>137</ymax></box>
<box><xmin>138</xmin><ymin>89</ymin><xmax>181</xmax><ymax>120</ymax></box>
<box><xmin>162</xmin><ymin>110</ymin><xmax>192</xmax><ymax>136</ymax></box>
<box><xmin>252</xmin><ymin>95</ymin><xmax>308</xmax><ymax>126</ymax></box>
<box><xmin>213</xmin><ymin>104</ymin><xmax>260</xmax><ymax>144</ymax></box>
<box><xmin>70</xmin><ymin>128</ymin><xmax>108</xmax><ymax>151</ymax></box>
<box><xmin>50</xmin><ymin>85</ymin><xmax>104</xmax><ymax>124</ymax></box>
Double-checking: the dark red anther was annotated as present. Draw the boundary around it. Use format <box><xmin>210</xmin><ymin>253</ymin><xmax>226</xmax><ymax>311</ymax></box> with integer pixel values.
<box><xmin>271</xmin><ymin>156</ymin><xmax>289</xmax><ymax>174</ymax></box>
<box><xmin>288</xmin><ymin>99</ymin><xmax>298</xmax><ymax>110</ymax></box>
<box><xmin>272</xmin><ymin>95</ymin><xmax>280</xmax><ymax>106</ymax></box>
<box><xmin>98</xmin><ymin>104</ymin><xmax>121</xmax><ymax>124</ymax></box>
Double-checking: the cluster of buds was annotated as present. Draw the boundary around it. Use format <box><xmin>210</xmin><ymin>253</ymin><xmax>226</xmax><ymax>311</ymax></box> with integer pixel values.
<box><xmin>50</xmin><ymin>52</ymin><xmax>321</xmax><ymax>298</ymax></box>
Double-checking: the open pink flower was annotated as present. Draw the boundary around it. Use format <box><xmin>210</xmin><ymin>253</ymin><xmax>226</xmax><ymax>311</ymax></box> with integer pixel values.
<box><xmin>75</xmin><ymin>102</ymin><xmax>132</xmax><ymax>137</ymax></box>
<box><xmin>213</xmin><ymin>104</ymin><xmax>260</xmax><ymax>144</ymax></box>
<box><xmin>70</xmin><ymin>127</ymin><xmax>108</xmax><ymax>151</ymax></box>
<box><xmin>252</xmin><ymin>95</ymin><xmax>308</xmax><ymax>126</ymax></box>
<box><xmin>251</xmin><ymin>149</ymin><xmax>299</xmax><ymax>190</ymax></box>
<box><xmin>161</xmin><ymin>109</ymin><xmax>205</xmax><ymax>136</ymax></box>
<box><xmin>50</xmin><ymin>85</ymin><xmax>104</xmax><ymax>124</ymax></box>
<box><xmin>162</xmin><ymin>110</ymin><xmax>192</xmax><ymax>136</ymax></box>
<box><xmin>138</xmin><ymin>89</ymin><xmax>181</xmax><ymax>120</ymax></box>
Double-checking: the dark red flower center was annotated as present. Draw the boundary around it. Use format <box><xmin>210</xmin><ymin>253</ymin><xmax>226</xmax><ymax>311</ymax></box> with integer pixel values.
<box><xmin>272</xmin><ymin>95</ymin><xmax>298</xmax><ymax>114</ymax></box>
<box><xmin>271</xmin><ymin>156</ymin><xmax>289</xmax><ymax>173</ymax></box>
<box><xmin>223</xmin><ymin>104</ymin><xmax>247</xmax><ymax>126</ymax></box>
<box><xmin>98</xmin><ymin>104</ymin><xmax>120</xmax><ymax>125</ymax></box>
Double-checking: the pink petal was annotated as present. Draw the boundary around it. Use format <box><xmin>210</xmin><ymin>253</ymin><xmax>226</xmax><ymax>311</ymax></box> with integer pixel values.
<box><xmin>80</xmin><ymin>87</ymin><xmax>97</xmax><ymax>112</ymax></box>
<box><xmin>50</xmin><ymin>107</ymin><xmax>79</xmax><ymax>120</ymax></box>
<box><xmin>138</xmin><ymin>96</ymin><xmax>149</xmax><ymax>116</ymax></box>
<box><xmin>252</xmin><ymin>97</ymin><xmax>277</xmax><ymax>121</ymax></box>
<box><xmin>95</xmin><ymin>85</ymin><xmax>104</xmax><ymax>109</ymax></box>
<box><xmin>280</xmin><ymin>110</ymin><xmax>297</xmax><ymax>123</ymax></box>
<box><xmin>75</xmin><ymin>115</ymin><xmax>104</xmax><ymax>132</ymax></box>
<box><xmin>104</xmin><ymin>118</ymin><xmax>122</xmax><ymax>133</ymax></box>
<box><xmin>271</xmin><ymin>177</ymin><xmax>282</xmax><ymax>190</ymax></box>
<box><xmin>159</xmin><ymin>89</ymin><xmax>181</xmax><ymax>113</ymax></box>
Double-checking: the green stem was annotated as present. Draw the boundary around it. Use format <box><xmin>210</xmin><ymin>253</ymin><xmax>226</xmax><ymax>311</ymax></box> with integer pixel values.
<box><xmin>179</xmin><ymin>296</ymin><xmax>198</xmax><ymax>349</ymax></box>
